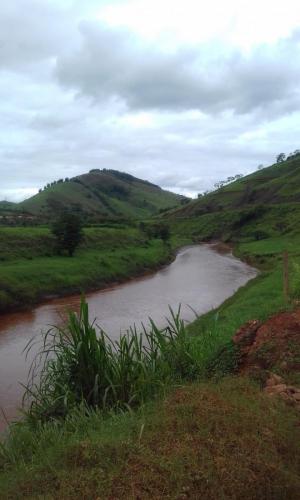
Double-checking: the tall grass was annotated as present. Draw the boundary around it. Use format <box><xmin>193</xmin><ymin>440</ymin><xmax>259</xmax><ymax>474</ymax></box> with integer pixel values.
<box><xmin>24</xmin><ymin>300</ymin><xmax>201</xmax><ymax>423</ymax></box>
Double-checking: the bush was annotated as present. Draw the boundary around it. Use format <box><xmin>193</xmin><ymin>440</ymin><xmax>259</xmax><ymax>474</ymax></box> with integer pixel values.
<box><xmin>51</xmin><ymin>213</ymin><xmax>83</xmax><ymax>257</ymax></box>
<box><xmin>23</xmin><ymin>300</ymin><xmax>201</xmax><ymax>423</ymax></box>
<box><xmin>205</xmin><ymin>341</ymin><xmax>241</xmax><ymax>378</ymax></box>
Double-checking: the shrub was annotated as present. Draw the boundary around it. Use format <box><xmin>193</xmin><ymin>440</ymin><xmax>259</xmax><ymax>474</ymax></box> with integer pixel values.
<box><xmin>51</xmin><ymin>213</ymin><xmax>83</xmax><ymax>257</ymax></box>
<box><xmin>23</xmin><ymin>300</ymin><xmax>201</xmax><ymax>423</ymax></box>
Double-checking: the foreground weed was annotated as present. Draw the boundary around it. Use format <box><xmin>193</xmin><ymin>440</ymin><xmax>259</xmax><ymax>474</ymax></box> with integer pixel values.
<box><xmin>23</xmin><ymin>300</ymin><xmax>201</xmax><ymax>423</ymax></box>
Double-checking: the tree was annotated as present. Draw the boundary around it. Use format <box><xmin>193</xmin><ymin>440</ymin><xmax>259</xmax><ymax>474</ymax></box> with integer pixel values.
<box><xmin>51</xmin><ymin>213</ymin><xmax>83</xmax><ymax>257</ymax></box>
<box><xmin>276</xmin><ymin>153</ymin><xmax>286</xmax><ymax>163</ymax></box>
<box><xmin>141</xmin><ymin>223</ymin><xmax>170</xmax><ymax>243</ymax></box>
<box><xmin>157</xmin><ymin>224</ymin><xmax>170</xmax><ymax>244</ymax></box>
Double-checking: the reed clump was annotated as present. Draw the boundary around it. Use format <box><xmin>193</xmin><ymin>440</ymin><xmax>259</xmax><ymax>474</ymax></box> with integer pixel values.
<box><xmin>24</xmin><ymin>299</ymin><xmax>200</xmax><ymax>423</ymax></box>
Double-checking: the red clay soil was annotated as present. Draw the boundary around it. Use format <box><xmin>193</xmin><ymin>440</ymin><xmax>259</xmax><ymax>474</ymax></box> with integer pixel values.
<box><xmin>233</xmin><ymin>308</ymin><xmax>300</xmax><ymax>407</ymax></box>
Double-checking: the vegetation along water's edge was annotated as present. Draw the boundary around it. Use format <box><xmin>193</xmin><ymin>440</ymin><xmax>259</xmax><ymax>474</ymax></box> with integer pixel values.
<box><xmin>1</xmin><ymin>158</ymin><xmax>300</xmax><ymax>497</ymax></box>
<box><xmin>1</xmin><ymin>230</ymin><xmax>300</xmax><ymax>498</ymax></box>
<box><xmin>0</xmin><ymin>223</ymin><xmax>182</xmax><ymax>315</ymax></box>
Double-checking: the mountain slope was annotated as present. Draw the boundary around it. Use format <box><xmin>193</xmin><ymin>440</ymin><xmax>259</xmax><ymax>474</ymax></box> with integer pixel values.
<box><xmin>0</xmin><ymin>201</ymin><xmax>17</xmax><ymax>213</ymax></box>
<box><xmin>167</xmin><ymin>155</ymin><xmax>300</xmax><ymax>242</ymax></box>
<box><xmin>20</xmin><ymin>169</ymin><xmax>185</xmax><ymax>219</ymax></box>
<box><xmin>171</xmin><ymin>155</ymin><xmax>300</xmax><ymax>218</ymax></box>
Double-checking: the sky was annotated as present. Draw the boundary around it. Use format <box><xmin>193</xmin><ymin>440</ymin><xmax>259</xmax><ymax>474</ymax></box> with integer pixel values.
<box><xmin>1</xmin><ymin>0</ymin><xmax>300</xmax><ymax>201</ymax></box>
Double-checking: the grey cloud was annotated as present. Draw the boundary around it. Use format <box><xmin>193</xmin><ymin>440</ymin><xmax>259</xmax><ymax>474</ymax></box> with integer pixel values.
<box><xmin>56</xmin><ymin>22</ymin><xmax>300</xmax><ymax>115</ymax></box>
<box><xmin>0</xmin><ymin>1</ymin><xmax>76</xmax><ymax>71</ymax></box>
<box><xmin>1</xmin><ymin>2</ymin><xmax>300</xmax><ymax>202</ymax></box>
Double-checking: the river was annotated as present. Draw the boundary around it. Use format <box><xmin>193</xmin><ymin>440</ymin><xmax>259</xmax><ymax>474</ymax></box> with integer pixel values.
<box><xmin>0</xmin><ymin>244</ymin><xmax>257</xmax><ymax>431</ymax></box>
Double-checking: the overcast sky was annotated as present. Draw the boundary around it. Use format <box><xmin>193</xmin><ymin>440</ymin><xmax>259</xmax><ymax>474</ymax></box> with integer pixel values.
<box><xmin>1</xmin><ymin>0</ymin><xmax>300</xmax><ymax>201</ymax></box>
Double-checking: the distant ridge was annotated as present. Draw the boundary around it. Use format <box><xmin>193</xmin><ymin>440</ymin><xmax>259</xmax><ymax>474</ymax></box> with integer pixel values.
<box><xmin>165</xmin><ymin>154</ymin><xmax>300</xmax><ymax>242</ymax></box>
<box><xmin>17</xmin><ymin>169</ymin><xmax>187</xmax><ymax>219</ymax></box>
<box><xmin>169</xmin><ymin>155</ymin><xmax>300</xmax><ymax>218</ymax></box>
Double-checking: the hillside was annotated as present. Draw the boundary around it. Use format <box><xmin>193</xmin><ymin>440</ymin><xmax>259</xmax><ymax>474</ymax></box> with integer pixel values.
<box><xmin>19</xmin><ymin>169</ymin><xmax>185</xmax><ymax>219</ymax></box>
<box><xmin>0</xmin><ymin>201</ymin><xmax>17</xmax><ymax>215</ymax></box>
<box><xmin>167</xmin><ymin>155</ymin><xmax>300</xmax><ymax>242</ymax></box>
<box><xmin>172</xmin><ymin>155</ymin><xmax>300</xmax><ymax>216</ymax></box>
<box><xmin>2</xmin><ymin>160</ymin><xmax>300</xmax><ymax>497</ymax></box>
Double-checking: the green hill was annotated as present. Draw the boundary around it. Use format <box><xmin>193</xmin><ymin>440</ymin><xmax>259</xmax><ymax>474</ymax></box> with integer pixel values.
<box><xmin>168</xmin><ymin>154</ymin><xmax>300</xmax><ymax>242</ymax></box>
<box><xmin>0</xmin><ymin>201</ymin><xmax>17</xmax><ymax>214</ymax></box>
<box><xmin>19</xmin><ymin>169</ymin><xmax>185</xmax><ymax>219</ymax></box>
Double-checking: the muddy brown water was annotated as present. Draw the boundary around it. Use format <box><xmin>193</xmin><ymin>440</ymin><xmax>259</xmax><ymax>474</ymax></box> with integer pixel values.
<box><xmin>0</xmin><ymin>245</ymin><xmax>257</xmax><ymax>432</ymax></box>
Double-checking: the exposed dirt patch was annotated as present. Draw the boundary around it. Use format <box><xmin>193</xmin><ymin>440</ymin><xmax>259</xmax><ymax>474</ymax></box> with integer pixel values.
<box><xmin>264</xmin><ymin>372</ymin><xmax>300</xmax><ymax>410</ymax></box>
<box><xmin>209</xmin><ymin>241</ymin><xmax>233</xmax><ymax>254</ymax></box>
<box><xmin>233</xmin><ymin>309</ymin><xmax>300</xmax><ymax>396</ymax></box>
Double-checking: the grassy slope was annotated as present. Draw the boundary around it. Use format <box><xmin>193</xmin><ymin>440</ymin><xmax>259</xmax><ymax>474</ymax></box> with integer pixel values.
<box><xmin>0</xmin><ymin>225</ymin><xmax>177</xmax><ymax>313</ymax></box>
<box><xmin>170</xmin><ymin>155</ymin><xmax>300</xmax><ymax>218</ymax></box>
<box><xmin>1</xmin><ymin>379</ymin><xmax>299</xmax><ymax>498</ymax></box>
<box><xmin>1</xmin><ymin>160</ymin><xmax>300</xmax><ymax>497</ymax></box>
<box><xmin>19</xmin><ymin>170</ymin><xmax>184</xmax><ymax>218</ymax></box>
<box><xmin>0</xmin><ymin>202</ymin><xmax>16</xmax><ymax>210</ymax></box>
<box><xmin>0</xmin><ymin>201</ymin><xmax>19</xmax><ymax>218</ymax></box>
<box><xmin>1</xmin><ymin>232</ymin><xmax>300</xmax><ymax>497</ymax></box>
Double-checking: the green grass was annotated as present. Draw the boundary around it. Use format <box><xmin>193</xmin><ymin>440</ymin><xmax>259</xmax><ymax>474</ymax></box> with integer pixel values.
<box><xmin>0</xmin><ymin>225</ymin><xmax>176</xmax><ymax>313</ymax></box>
<box><xmin>22</xmin><ymin>300</ymin><xmax>200</xmax><ymax>423</ymax></box>
<box><xmin>187</xmin><ymin>236</ymin><xmax>298</xmax><ymax>374</ymax></box>
<box><xmin>19</xmin><ymin>169</ymin><xmax>184</xmax><ymax>218</ymax></box>
<box><xmin>1</xmin><ymin>231</ymin><xmax>300</xmax><ymax>497</ymax></box>
<box><xmin>170</xmin><ymin>155</ymin><xmax>300</xmax><ymax>219</ymax></box>
<box><xmin>1</xmin><ymin>155</ymin><xmax>300</xmax><ymax>496</ymax></box>
<box><xmin>1</xmin><ymin>378</ymin><xmax>299</xmax><ymax>499</ymax></box>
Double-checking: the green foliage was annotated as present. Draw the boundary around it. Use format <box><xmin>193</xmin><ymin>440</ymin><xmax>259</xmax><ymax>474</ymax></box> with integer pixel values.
<box><xmin>251</xmin><ymin>229</ymin><xmax>270</xmax><ymax>241</ymax></box>
<box><xmin>19</xmin><ymin>169</ymin><xmax>184</xmax><ymax>220</ymax></box>
<box><xmin>1</xmin><ymin>379</ymin><xmax>300</xmax><ymax>499</ymax></box>
<box><xmin>169</xmin><ymin>154</ymin><xmax>300</xmax><ymax>232</ymax></box>
<box><xmin>276</xmin><ymin>152</ymin><xmax>286</xmax><ymax>163</ymax></box>
<box><xmin>291</xmin><ymin>261</ymin><xmax>300</xmax><ymax>298</ymax></box>
<box><xmin>141</xmin><ymin>222</ymin><xmax>170</xmax><ymax>242</ymax></box>
<box><xmin>51</xmin><ymin>213</ymin><xmax>83</xmax><ymax>257</ymax></box>
<box><xmin>205</xmin><ymin>340</ymin><xmax>241</xmax><ymax>378</ymax></box>
<box><xmin>0</xmin><ymin>227</ymin><xmax>173</xmax><ymax>313</ymax></box>
<box><xmin>23</xmin><ymin>300</ymin><xmax>201</xmax><ymax>423</ymax></box>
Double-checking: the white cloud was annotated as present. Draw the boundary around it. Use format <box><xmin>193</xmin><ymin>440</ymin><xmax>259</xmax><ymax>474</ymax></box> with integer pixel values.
<box><xmin>98</xmin><ymin>0</ymin><xmax>300</xmax><ymax>49</ymax></box>
<box><xmin>0</xmin><ymin>0</ymin><xmax>300</xmax><ymax>201</ymax></box>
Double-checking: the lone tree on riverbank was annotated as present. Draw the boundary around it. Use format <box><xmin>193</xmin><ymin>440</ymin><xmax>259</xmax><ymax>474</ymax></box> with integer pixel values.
<box><xmin>51</xmin><ymin>212</ymin><xmax>83</xmax><ymax>256</ymax></box>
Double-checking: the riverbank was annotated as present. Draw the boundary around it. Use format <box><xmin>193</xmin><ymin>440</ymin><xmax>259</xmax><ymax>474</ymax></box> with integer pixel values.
<box><xmin>0</xmin><ymin>225</ymin><xmax>183</xmax><ymax>314</ymax></box>
<box><xmin>0</xmin><ymin>244</ymin><xmax>256</xmax><ymax>434</ymax></box>
<box><xmin>1</xmin><ymin>230</ymin><xmax>300</xmax><ymax>497</ymax></box>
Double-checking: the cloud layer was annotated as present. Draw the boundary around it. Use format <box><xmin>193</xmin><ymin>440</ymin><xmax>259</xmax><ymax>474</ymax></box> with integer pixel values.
<box><xmin>56</xmin><ymin>23</ymin><xmax>300</xmax><ymax>115</ymax></box>
<box><xmin>1</xmin><ymin>0</ymin><xmax>300</xmax><ymax>201</ymax></box>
